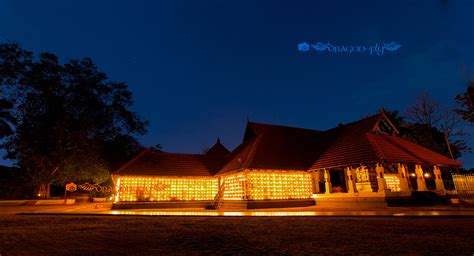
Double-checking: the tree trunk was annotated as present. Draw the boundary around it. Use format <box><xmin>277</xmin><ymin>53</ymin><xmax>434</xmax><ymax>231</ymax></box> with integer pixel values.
<box><xmin>36</xmin><ymin>166</ymin><xmax>59</xmax><ymax>199</ymax></box>
<box><xmin>37</xmin><ymin>183</ymin><xmax>50</xmax><ymax>199</ymax></box>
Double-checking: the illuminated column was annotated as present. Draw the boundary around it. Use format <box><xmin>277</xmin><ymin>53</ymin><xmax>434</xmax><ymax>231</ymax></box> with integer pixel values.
<box><xmin>415</xmin><ymin>165</ymin><xmax>428</xmax><ymax>191</ymax></box>
<box><xmin>311</xmin><ymin>171</ymin><xmax>320</xmax><ymax>194</ymax></box>
<box><xmin>376</xmin><ymin>163</ymin><xmax>387</xmax><ymax>194</ymax></box>
<box><xmin>433</xmin><ymin>165</ymin><xmax>446</xmax><ymax>195</ymax></box>
<box><xmin>243</xmin><ymin>171</ymin><xmax>249</xmax><ymax>200</ymax></box>
<box><xmin>346</xmin><ymin>167</ymin><xmax>357</xmax><ymax>194</ymax></box>
<box><xmin>114</xmin><ymin>176</ymin><xmax>121</xmax><ymax>202</ymax></box>
<box><xmin>324</xmin><ymin>169</ymin><xmax>332</xmax><ymax>194</ymax></box>
<box><xmin>397</xmin><ymin>164</ymin><xmax>410</xmax><ymax>192</ymax></box>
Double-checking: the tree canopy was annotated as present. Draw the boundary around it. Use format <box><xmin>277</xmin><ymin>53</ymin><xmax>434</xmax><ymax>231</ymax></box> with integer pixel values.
<box><xmin>0</xmin><ymin>42</ymin><xmax>148</xmax><ymax>197</ymax></box>
<box><xmin>454</xmin><ymin>81</ymin><xmax>474</xmax><ymax>124</ymax></box>
<box><xmin>383</xmin><ymin>92</ymin><xmax>470</xmax><ymax>160</ymax></box>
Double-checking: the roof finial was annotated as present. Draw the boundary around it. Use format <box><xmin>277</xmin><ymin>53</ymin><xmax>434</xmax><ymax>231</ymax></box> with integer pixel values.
<box><xmin>217</xmin><ymin>136</ymin><xmax>221</xmax><ymax>144</ymax></box>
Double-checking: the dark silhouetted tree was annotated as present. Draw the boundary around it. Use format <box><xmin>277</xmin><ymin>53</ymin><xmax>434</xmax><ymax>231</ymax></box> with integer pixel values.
<box><xmin>0</xmin><ymin>98</ymin><xmax>14</xmax><ymax>139</ymax></box>
<box><xmin>454</xmin><ymin>81</ymin><xmax>474</xmax><ymax>124</ymax></box>
<box><xmin>404</xmin><ymin>92</ymin><xmax>469</xmax><ymax>159</ymax></box>
<box><xmin>0</xmin><ymin>42</ymin><xmax>148</xmax><ymax>198</ymax></box>
<box><xmin>150</xmin><ymin>144</ymin><xmax>163</xmax><ymax>152</ymax></box>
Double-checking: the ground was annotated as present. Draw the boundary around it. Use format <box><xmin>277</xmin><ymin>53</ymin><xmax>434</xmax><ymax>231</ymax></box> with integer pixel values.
<box><xmin>0</xmin><ymin>205</ymin><xmax>473</xmax><ymax>255</ymax></box>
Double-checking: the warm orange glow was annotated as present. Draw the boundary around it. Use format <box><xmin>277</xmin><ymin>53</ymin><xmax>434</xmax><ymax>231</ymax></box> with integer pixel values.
<box><xmin>222</xmin><ymin>171</ymin><xmax>312</xmax><ymax>200</ymax></box>
<box><xmin>114</xmin><ymin>177</ymin><xmax>121</xmax><ymax>202</ymax></box>
<box><xmin>384</xmin><ymin>174</ymin><xmax>401</xmax><ymax>192</ymax></box>
<box><xmin>116</xmin><ymin>176</ymin><xmax>218</xmax><ymax>202</ymax></box>
<box><xmin>222</xmin><ymin>173</ymin><xmax>247</xmax><ymax>200</ymax></box>
<box><xmin>247</xmin><ymin>171</ymin><xmax>312</xmax><ymax>200</ymax></box>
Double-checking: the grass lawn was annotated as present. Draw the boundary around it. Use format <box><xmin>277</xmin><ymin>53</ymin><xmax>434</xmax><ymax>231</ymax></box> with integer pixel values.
<box><xmin>0</xmin><ymin>215</ymin><xmax>473</xmax><ymax>255</ymax></box>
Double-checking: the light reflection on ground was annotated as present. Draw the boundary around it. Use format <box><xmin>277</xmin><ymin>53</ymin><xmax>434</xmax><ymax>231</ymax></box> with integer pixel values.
<box><xmin>107</xmin><ymin>210</ymin><xmax>471</xmax><ymax>217</ymax></box>
<box><xmin>5</xmin><ymin>204</ymin><xmax>473</xmax><ymax>217</ymax></box>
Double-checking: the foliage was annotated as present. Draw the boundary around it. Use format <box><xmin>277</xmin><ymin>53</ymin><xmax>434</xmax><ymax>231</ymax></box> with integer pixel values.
<box><xmin>454</xmin><ymin>81</ymin><xmax>474</xmax><ymax>124</ymax></box>
<box><xmin>383</xmin><ymin>94</ymin><xmax>470</xmax><ymax>160</ymax></box>
<box><xmin>0</xmin><ymin>98</ymin><xmax>14</xmax><ymax>139</ymax></box>
<box><xmin>0</xmin><ymin>42</ymin><xmax>148</xmax><ymax>197</ymax></box>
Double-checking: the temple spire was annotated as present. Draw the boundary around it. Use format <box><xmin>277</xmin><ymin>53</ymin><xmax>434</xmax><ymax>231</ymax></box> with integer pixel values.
<box><xmin>205</xmin><ymin>137</ymin><xmax>230</xmax><ymax>156</ymax></box>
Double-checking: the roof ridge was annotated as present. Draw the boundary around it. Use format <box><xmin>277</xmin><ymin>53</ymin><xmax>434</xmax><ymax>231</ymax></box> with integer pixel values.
<box><xmin>153</xmin><ymin>151</ymin><xmax>203</xmax><ymax>157</ymax></box>
<box><xmin>244</xmin><ymin>133</ymin><xmax>262</xmax><ymax>168</ymax></box>
<box><xmin>376</xmin><ymin>111</ymin><xmax>400</xmax><ymax>134</ymax></box>
<box><xmin>366</xmin><ymin>133</ymin><xmax>387</xmax><ymax>162</ymax></box>
<box><xmin>323</xmin><ymin>113</ymin><xmax>381</xmax><ymax>133</ymax></box>
<box><xmin>248</xmin><ymin>121</ymin><xmax>322</xmax><ymax>133</ymax></box>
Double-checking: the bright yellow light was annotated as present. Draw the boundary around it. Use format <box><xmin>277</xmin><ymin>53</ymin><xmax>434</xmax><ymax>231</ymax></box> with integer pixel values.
<box><xmin>424</xmin><ymin>173</ymin><xmax>430</xmax><ymax>178</ymax></box>
<box><xmin>222</xmin><ymin>171</ymin><xmax>312</xmax><ymax>200</ymax></box>
<box><xmin>384</xmin><ymin>174</ymin><xmax>401</xmax><ymax>192</ymax></box>
<box><xmin>116</xmin><ymin>176</ymin><xmax>218</xmax><ymax>202</ymax></box>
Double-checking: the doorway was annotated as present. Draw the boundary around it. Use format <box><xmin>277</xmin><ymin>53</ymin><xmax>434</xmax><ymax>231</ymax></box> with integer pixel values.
<box><xmin>329</xmin><ymin>168</ymin><xmax>347</xmax><ymax>193</ymax></box>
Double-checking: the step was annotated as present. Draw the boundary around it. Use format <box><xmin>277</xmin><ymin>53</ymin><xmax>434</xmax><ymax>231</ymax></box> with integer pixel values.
<box><xmin>219</xmin><ymin>201</ymin><xmax>248</xmax><ymax>210</ymax></box>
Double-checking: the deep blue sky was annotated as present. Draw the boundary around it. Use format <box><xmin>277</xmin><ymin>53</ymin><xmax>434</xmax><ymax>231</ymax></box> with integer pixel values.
<box><xmin>1</xmin><ymin>0</ymin><xmax>473</xmax><ymax>167</ymax></box>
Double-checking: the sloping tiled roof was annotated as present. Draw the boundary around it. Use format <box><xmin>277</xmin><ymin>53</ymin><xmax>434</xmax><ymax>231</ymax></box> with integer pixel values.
<box><xmin>222</xmin><ymin>113</ymin><xmax>462</xmax><ymax>173</ymax></box>
<box><xmin>245</xmin><ymin>122</ymin><xmax>325</xmax><ymax>170</ymax></box>
<box><xmin>371</xmin><ymin>134</ymin><xmax>461</xmax><ymax>166</ymax></box>
<box><xmin>115</xmin><ymin>112</ymin><xmax>462</xmax><ymax>177</ymax></box>
<box><xmin>309</xmin><ymin>114</ymin><xmax>462</xmax><ymax>169</ymax></box>
<box><xmin>310</xmin><ymin>115</ymin><xmax>384</xmax><ymax>169</ymax></box>
<box><xmin>217</xmin><ymin>135</ymin><xmax>261</xmax><ymax>175</ymax></box>
<box><xmin>217</xmin><ymin>122</ymin><xmax>326</xmax><ymax>174</ymax></box>
<box><xmin>114</xmin><ymin>149</ymin><xmax>216</xmax><ymax>176</ymax></box>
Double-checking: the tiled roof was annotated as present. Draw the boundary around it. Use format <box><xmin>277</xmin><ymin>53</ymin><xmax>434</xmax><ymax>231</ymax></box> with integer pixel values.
<box><xmin>217</xmin><ymin>135</ymin><xmax>261</xmax><ymax>175</ymax></box>
<box><xmin>217</xmin><ymin>122</ymin><xmax>326</xmax><ymax>174</ymax></box>
<box><xmin>115</xmin><ymin>112</ymin><xmax>462</xmax><ymax>177</ymax></box>
<box><xmin>309</xmin><ymin>114</ymin><xmax>462</xmax><ymax>169</ymax></box>
<box><xmin>223</xmin><ymin>113</ymin><xmax>462</xmax><ymax>173</ymax></box>
<box><xmin>310</xmin><ymin>115</ymin><xmax>384</xmax><ymax>169</ymax></box>
<box><xmin>370</xmin><ymin>134</ymin><xmax>462</xmax><ymax>166</ymax></box>
<box><xmin>245</xmin><ymin>122</ymin><xmax>325</xmax><ymax>170</ymax></box>
<box><xmin>114</xmin><ymin>149</ymin><xmax>216</xmax><ymax>176</ymax></box>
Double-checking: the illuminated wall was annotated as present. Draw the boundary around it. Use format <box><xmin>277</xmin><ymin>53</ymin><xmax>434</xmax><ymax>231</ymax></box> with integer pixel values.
<box><xmin>384</xmin><ymin>174</ymin><xmax>401</xmax><ymax>192</ymax></box>
<box><xmin>115</xmin><ymin>176</ymin><xmax>218</xmax><ymax>202</ymax></box>
<box><xmin>222</xmin><ymin>170</ymin><xmax>313</xmax><ymax>200</ymax></box>
<box><xmin>222</xmin><ymin>173</ymin><xmax>247</xmax><ymax>200</ymax></box>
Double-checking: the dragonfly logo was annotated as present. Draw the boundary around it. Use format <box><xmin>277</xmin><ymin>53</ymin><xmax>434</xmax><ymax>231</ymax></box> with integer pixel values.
<box><xmin>298</xmin><ymin>41</ymin><xmax>401</xmax><ymax>56</ymax></box>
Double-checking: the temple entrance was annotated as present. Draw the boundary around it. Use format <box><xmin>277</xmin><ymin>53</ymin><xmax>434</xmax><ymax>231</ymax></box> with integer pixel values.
<box><xmin>330</xmin><ymin>169</ymin><xmax>347</xmax><ymax>193</ymax></box>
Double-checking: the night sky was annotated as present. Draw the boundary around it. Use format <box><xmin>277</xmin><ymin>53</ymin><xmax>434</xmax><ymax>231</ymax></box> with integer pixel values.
<box><xmin>1</xmin><ymin>0</ymin><xmax>473</xmax><ymax>167</ymax></box>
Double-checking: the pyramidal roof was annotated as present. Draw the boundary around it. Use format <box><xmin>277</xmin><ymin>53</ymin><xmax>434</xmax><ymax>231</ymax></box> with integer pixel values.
<box><xmin>205</xmin><ymin>138</ymin><xmax>230</xmax><ymax>157</ymax></box>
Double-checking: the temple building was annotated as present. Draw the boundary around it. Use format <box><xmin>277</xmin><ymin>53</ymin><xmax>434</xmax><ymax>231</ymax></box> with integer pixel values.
<box><xmin>112</xmin><ymin>112</ymin><xmax>462</xmax><ymax>209</ymax></box>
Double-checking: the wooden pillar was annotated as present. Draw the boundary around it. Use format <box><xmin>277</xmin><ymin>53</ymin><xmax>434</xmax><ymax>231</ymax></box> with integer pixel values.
<box><xmin>415</xmin><ymin>165</ymin><xmax>428</xmax><ymax>191</ymax></box>
<box><xmin>346</xmin><ymin>167</ymin><xmax>357</xmax><ymax>194</ymax></box>
<box><xmin>376</xmin><ymin>163</ymin><xmax>387</xmax><ymax>194</ymax></box>
<box><xmin>433</xmin><ymin>165</ymin><xmax>446</xmax><ymax>195</ymax></box>
<box><xmin>324</xmin><ymin>169</ymin><xmax>332</xmax><ymax>194</ymax></box>
<box><xmin>397</xmin><ymin>163</ymin><xmax>410</xmax><ymax>192</ymax></box>
<box><xmin>311</xmin><ymin>171</ymin><xmax>320</xmax><ymax>194</ymax></box>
